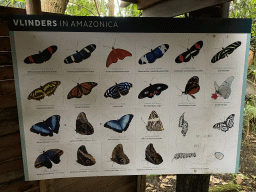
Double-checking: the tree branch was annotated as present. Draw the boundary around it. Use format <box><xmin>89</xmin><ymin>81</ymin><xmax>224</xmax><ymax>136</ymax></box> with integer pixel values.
<box><xmin>93</xmin><ymin>0</ymin><xmax>100</xmax><ymax>16</ymax></box>
<box><xmin>69</xmin><ymin>1</ymin><xmax>96</xmax><ymax>16</ymax></box>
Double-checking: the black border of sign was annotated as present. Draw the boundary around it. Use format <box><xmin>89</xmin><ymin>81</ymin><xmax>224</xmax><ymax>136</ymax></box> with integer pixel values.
<box><xmin>9</xmin><ymin>15</ymin><xmax>252</xmax><ymax>33</ymax></box>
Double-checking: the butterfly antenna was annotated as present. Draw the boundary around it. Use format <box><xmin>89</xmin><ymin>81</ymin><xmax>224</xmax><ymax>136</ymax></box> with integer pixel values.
<box><xmin>76</xmin><ymin>41</ymin><xmax>79</xmax><ymax>50</ymax></box>
<box><xmin>141</xmin><ymin>118</ymin><xmax>146</xmax><ymax>125</ymax></box>
<box><xmin>174</xmin><ymin>84</ymin><xmax>182</xmax><ymax>93</ymax></box>
<box><xmin>113</xmin><ymin>39</ymin><xmax>116</xmax><ymax>47</ymax></box>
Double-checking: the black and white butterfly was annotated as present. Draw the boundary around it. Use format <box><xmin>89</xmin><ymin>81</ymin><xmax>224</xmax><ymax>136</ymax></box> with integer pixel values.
<box><xmin>178</xmin><ymin>113</ymin><xmax>188</xmax><ymax>136</ymax></box>
<box><xmin>64</xmin><ymin>44</ymin><xmax>96</xmax><ymax>64</ymax></box>
<box><xmin>146</xmin><ymin>111</ymin><xmax>164</xmax><ymax>131</ymax></box>
<box><xmin>212</xmin><ymin>76</ymin><xmax>234</xmax><ymax>100</ymax></box>
<box><xmin>104</xmin><ymin>82</ymin><xmax>132</xmax><ymax>99</ymax></box>
<box><xmin>213</xmin><ymin>114</ymin><xmax>235</xmax><ymax>132</ymax></box>
<box><xmin>138</xmin><ymin>83</ymin><xmax>168</xmax><ymax>99</ymax></box>
<box><xmin>211</xmin><ymin>41</ymin><xmax>241</xmax><ymax>63</ymax></box>
<box><xmin>139</xmin><ymin>44</ymin><xmax>169</xmax><ymax>64</ymax></box>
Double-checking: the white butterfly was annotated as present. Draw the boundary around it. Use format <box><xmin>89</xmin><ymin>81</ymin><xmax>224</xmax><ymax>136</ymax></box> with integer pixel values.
<box><xmin>213</xmin><ymin>76</ymin><xmax>234</xmax><ymax>99</ymax></box>
<box><xmin>178</xmin><ymin>112</ymin><xmax>188</xmax><ymax>136</ymax></box>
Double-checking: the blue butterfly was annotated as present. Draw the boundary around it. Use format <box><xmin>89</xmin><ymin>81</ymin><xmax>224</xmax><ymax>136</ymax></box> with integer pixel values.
<box><xmin>30</xmin><ymin>115</ymin><xmax>60</xmax><ymax>136</ymax></box>
<box><xmin>104</xmin><ymin>82</ymin><xmax>132</xmax><ymax>99</ymax></box>
<box><xmin>35</xmin><ymin>149</ymin><xmax>64</xmax><ymax>169</ymax></box>
<box><xmin>139</xmin><ymin>44</ymin><xmax>169</xmax><ymax>64</ymax></box>
<box><xmin>104</xmin><ymin>114</ymin><xmax>134</xmax><ymax>133</ymax></box>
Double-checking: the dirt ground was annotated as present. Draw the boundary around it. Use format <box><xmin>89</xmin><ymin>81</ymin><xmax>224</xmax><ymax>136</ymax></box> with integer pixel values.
<box><xmin>146</xmin><ymin>130</ymin><xmax>256</xmax><ymax>191</ymax></box>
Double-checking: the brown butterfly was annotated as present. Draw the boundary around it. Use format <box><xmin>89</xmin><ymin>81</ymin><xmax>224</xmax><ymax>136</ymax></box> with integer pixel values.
<box><xmin>76</xmin><ymin>112</ymin><xmax>94</xmax><ymax>135</ymax></box>
<box><xmin>145</xmin><ymin>143</ymin><xmax>163</xmax><ymax>165</ymax></box>
<box><xmin>111</xmin><ymin>144</ymin><xmax>130</xmax><ymax>165</ymax></box>
<box><xmin>28</xmin><ymin>81</ymin><xmax>61</xmax><ymax>101</ymax></box>
<box><xmin>146</xmin><ymin>111</ymin><xmax>164</xmax><ymax>131</ymax></box>
<box><xmin>35</xmin><ymin>149</ymin><xmax>64</xmax><ymax>169</ymax></box>
<box><xmin>106</xmin><ymin>47</ymin><xmax>132</xmax><ymax>68</ymax></box>
<box><xmin>77</xmin><ymin>145</ymin><xmax>96</xmax><ymax>166</ymax></box>
<box><xmin>67</xmin><ymin>82</ymin><xmax>97</xmax><ymax>99</ymax></box>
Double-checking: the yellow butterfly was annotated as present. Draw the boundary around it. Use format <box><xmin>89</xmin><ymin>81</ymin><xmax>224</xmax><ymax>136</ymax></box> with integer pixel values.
<box><xmin>27</xmin><ymin>81</ymin><xmax>61</xmax><ymax>101</ymax></box>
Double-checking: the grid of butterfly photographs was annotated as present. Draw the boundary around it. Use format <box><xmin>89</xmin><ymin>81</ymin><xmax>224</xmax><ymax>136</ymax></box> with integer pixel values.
<box><xmin>11</xmin><ymin>24</ymin><xmax>250</xmax><ymax>181</ymax></box>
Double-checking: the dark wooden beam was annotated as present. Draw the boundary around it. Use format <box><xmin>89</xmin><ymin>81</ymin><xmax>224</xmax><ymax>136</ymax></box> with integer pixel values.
<box><xmin>140</xmin><ymin>0</ymin><xmax>231</xmax><ymax>17</ymax></box>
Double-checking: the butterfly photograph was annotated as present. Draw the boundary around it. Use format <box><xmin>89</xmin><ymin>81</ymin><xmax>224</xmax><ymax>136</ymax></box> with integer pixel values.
<box><xmin>175</xmin><ymin>40</ymin><xmax>203</xmax><ymax>63</ymax></box>
<box><xmin>176</xmin><ymin>76</ymin><xmax>200</xmax><ymax>99</ymax></box>
<box><xmin>27</xmin><ymin>81</ymin><xmax>61</xmax><ymax>101</ymax></box>
<box><xmin>105</xmin><ymin>43</ymin><xmax>132</xmax><ymax>68</ymax></box>
<box><xmin>104</xmin><ymin>114</ymin><xmax>134</xmax><ymax>133</ymax></box>
<box><xmin>213</xmin><ymin>114</ymin><xmax>235</xmax><ymax>132</ymax></box>
<box><xmin>145</xmin><ymin>143</ymin><xmax>163</xmax><ymax>165</ymax></box>
<box><xmin>34</xmin><ymin>149</ymin><xmax>64</xmax><ymax>169</ymax></box>
<box><xmin>77</xmin><ymin>145</ymin><xmax>96</xmax><ymax>166</ymax></box>
<box><xmin>67</xmin><ymin>82</ymin><xmax>98</xmax><ymax>99</ymax></box>
<box><xmin>211</xmin><ymin>41</ymin><xmax>241</xmax><ymax>63</ymax></box>
<box><xmin>111</xmin><ymin>144</ymin><xmax>130</xmax><ymax>165</ymax></box>
<box><xmin>178</xmin><ymin>112</ymin><xmax>188</xmax><ymax>137</ymax></box>
<box><xmin>104</xmin><ymin>82</ymin><xmax>132</xmax><ymax>99</ymax></box>
<box><xmin>211</xmin><ymin>76</ymin><xmax>234</xmax><ymax>100</ymax></box>
<box><xmin>138</xmin><ymin>83</ymin><xmax>168</xmax><ymax>99</ymax></box>
<box><xmin>24</xmin><ymin>45</ymin><xmax>58</xmax><ymax>64</ymax></box>
<box><xmin>138</xmin><ymin>44</ymin><xmax>169</xmax><ymax>65</ymax></box>
<box><xmin>64</xmin><ymin>44</ymin><xmax>96</xmax><ymax>64</ymax></box>
<box><xmin>76</xmin><ymin>112</ymin><xmax>94</xmax><ymax>135</ymax></box>
<box><xmin>146</xmin><ymin>110</ymin><xmax>164</xmax><ymax>131</ymax></box>
<box><xmin>30</xmin><ymin>115</ymin><xmax>60</xmax><ymax>137</ymax></box>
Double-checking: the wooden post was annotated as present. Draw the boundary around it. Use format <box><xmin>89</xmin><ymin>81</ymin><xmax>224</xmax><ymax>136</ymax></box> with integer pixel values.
<box><xmin>25</xmin><ymin>0</ymin><xmax>42</xmax><ymax>15</ymax></box>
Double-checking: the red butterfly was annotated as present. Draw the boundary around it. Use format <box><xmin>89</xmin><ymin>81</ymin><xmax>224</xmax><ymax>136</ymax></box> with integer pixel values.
<box><xmin>67</xmin><ymin>82</ymin><xmax>98</xmax><ymax>99</ymax></box>
<box><xmin>106</xmin><ymin>47</ymin><xmax>132</xmax><ymax>68</ymax></box>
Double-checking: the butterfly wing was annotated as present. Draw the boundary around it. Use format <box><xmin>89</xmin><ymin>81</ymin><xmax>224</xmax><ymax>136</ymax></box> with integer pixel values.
<box><xmin>104</xmin><ymin>84</ymin><xmax>121</xmax><ymax>99</ymax></box>
<box><xmin>79</xmin><ymin>82</ymin><xmax>98</xmax><ymax>96</ymax></box>
<box><xmin>27</xmin><ymin>87</ymin><xmax>45</xmax><ymax>101</ymax></box>
<box><xmin>44</xmin><ymin>149</ymin><xmax>64</xmax><ymax>164</ymax></box>
<box><xmin>117</xmin><ymin>82</ymin><xmax>132</xmax><ymax>96</ymax></box>
<box><xmin>67</xmin><ymin>84</ymin><xmax>83</xmax><ymax>99</ymax></box>
<box><xmin>225</xmin><ymin>114</ymin><xmax>235</xmax><ymax>129</ymax></box>
<box><xmin>44</xmin><ymin>115</ymin><xmax>60</xmax><ymax>134</ymax></box>
<box><xmin>24</xmin><ymin>46</ymin><xmax>57</xmax><ymax>64</ymax></box>
<box><xmin>213</xmin><ymin>114</ymin><xmax>235</xmax><ymax>133</ymax></box>
<box><xmin>216</xmin><ymin>76</ymin><xmax>234</xmax><ymax>99</ymax></box>
<box><xmin>30</xmin><ymin>121</ymin><xmax>53</xmax><ymax>136</ymax></box>
<box><xmin>77</xmin><ymin>145</ymin><xmax>96</xmax><ymax>166</ymax></box>
<box><xmin>64</xmin><ymin>44</ymin><xmax>96</xmax><ymax>64</ymax></box>
<box><xmin>184</xmin><ymin>76</ymin><xmax>200</xmax><ymax>99</ymax></box>
<box><xmin>111</xmin><ymin>144</ymin><xmax>130</xmax><ymax>165</ymax></box>
<box><xmin>178</xmin><ymin>113</ymin><xmax>185</xmax><ymax>127</ymax></box>
<box><xmin>175</xmin><ymin>41</ymin><xmax>203</xmax><ymax>63</ymax></box>
<box><xmin>35</xmin><ymin>153</ymin><xmax>53</xmax><ymax>169</ymax></box>
<box><xmin>139</xmin><ymin>44</ymin><xmax>169</xmax><ymax>64</ymax></box>
<box><xmin>42</xmin><ymin>81</ymin><xmax>61</xmax><ymax>97</ymax></box>
<box><xmin>104</xmin><ymin>120</ymin><xmax>123</xmax><ymax>133</ymax></box>
<box><xmin>76</xmin><ymin>112</ymin><xmax>94</xmax><ymax>135</ymax></box>
<box><xmin>138</xmin><ymin>83</ymin><xmax>168</xmax><ymax>99</ymax></box>
<box><xmin>118</xmin><ymin>114</ymin><xmax>134</xmax><ymax>132</ymax></box>
<box><xmin>146</xmin><ymin>111</ymin><xmax>164</xmax><ymax>131</ymax></box>
<box><xmin>181</xmin><ymin>120</ymin><xmax>188</xmax><ymax>136</ymax></box>
<box><xmin>211</xmin><ymin>41</ymin><xmax>241</xmax><ymax>63</ymax></box>
<box><xmin>106</xmin><ymin>48</ymin><xmax>131</xmax><ymax>68</ymax></box>
<box><xmin>145</xmin><ymin>143</ymin><xmax>163</xmax><ymax>165</ymax></box>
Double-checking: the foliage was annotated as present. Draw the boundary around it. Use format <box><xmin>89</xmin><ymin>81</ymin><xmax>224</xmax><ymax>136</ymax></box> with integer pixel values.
<box><xmin>209</xmin><ymin>182</ymin><xmax>242</xmax><ymax>192</ymax></box>
<box><xmin>0</xmin><ymin>0</ymin><xmax>25</xmax><ymax>8</ymax></box>
<box><xmin>117</xmin><ymin>3</ymin><xmax>141</xmax><ymax>17</ymax></box>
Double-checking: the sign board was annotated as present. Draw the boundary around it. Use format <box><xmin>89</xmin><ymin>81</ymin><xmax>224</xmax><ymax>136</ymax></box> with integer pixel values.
<box><xmin>9</xmin><ymin>15</ymin><xmax>251</xmax><ymax>181</ymax></box>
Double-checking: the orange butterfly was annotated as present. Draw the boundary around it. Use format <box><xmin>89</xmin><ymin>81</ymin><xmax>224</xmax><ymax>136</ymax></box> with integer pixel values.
<box><xmin>67</xmin><ymin>82</ymin><xmax>97</xmax><ymax>99</ymax></box>
<box><xmin>106</xmin><ymin>47</ymin><xmax>132</xmax><ymax>68</ymax></box>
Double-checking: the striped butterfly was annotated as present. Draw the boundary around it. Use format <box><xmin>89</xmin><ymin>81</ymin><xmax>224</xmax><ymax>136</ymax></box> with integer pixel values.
<box><xmin>212</xmin><ymin>76</ymin><xmax>234</xmax><ymax>100</ymax></box>
<box><xmin>27</xmin><ymin>81</ymin><xmax>61</xmax><ymax>101</ymax></box>
<box><xmin>213</xmin><ymin>114</ymin><xmax>235</xmax><ymax>132</ymax></box>
<box><xmin>104</xmin><ymin>82</ymin><xmax>132</xmax><ymax>99</ymax></box>
<box><xmin>178</xmin><ymin>112</ymin><xmax>188</xmax><ymax>136</ymax></box>
<box><xmin>211</xmin><ymin>41</ymin><xmax>241</xmax><ymax>63</ymax></box>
